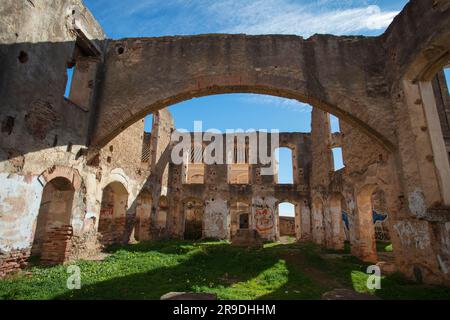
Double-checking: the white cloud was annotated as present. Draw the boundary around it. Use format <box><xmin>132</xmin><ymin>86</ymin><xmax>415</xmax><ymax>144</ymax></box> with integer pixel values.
<box><xmin>85</xmin><ymin>0</ymin><xmax>402</xmax><ymax>38</ymax></box>
<box><xmin>239</xmin><ymin>95</ymin><xmax>312</xmax><ymax>113</ymax></box>
<box><xmin>208</xmin><ymin>1</ymin><xmax>400</xmax><ymax>37</ymax></box>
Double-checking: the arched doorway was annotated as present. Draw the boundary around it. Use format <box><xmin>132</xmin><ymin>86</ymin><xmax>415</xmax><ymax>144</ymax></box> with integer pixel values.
<box><xmin>99</xmin><ymin>182</ymin><xmax>129</xmax><ymax>246</ymax></box>
<box><xmin>31</xmin><ymin>177</ymin><xmax>75</xmax><ymax>265</ymax></box>
<box><xmin>230</xmin><ymin>202</ymin><xmax>251</xmax><ymax>239</ymax></box>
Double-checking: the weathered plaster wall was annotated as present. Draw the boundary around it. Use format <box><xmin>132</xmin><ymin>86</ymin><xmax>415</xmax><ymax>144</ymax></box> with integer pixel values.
<box><xmin>165</xmin><ymin>132</ymin><xmax>311</xmax><ymax>242</ymax></box>
<box><xmin>1</xmin><ymin>0</ymin><xmax>449</xmax><ymax>286</ymax></box>
<box><xmin>279</xmin><ymin>217</ymin><xmax>295</xmax><ymax>237</ymax></box>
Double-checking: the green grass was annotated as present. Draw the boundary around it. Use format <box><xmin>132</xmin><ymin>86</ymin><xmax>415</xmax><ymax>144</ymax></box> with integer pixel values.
<box><xmin>0</xmin><ymin>240</ymin><xmax>449</xmax><ymax>300</ymax></box>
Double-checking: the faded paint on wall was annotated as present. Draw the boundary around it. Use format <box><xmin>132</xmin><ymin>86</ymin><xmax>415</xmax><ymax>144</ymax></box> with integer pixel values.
<box><xmin>0</xmin><ymin>173</ymin><xmax>42</xmax><ymax>251</ymax></box>
<box><xmin>204</xmin><ymin>199</ymin><xmax>229</xmax><ymax>239</ymax></box>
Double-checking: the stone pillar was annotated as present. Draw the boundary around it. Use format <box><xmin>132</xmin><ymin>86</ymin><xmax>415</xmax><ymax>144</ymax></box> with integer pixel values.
<box><xmin>351</xmin><ymin>187</ymin><xmax>378</xmax><ymax>262</ymax></box>
<box><xmin>310</xmin><ymin>108</ymin><xmax>333</xmax><ymax>246</ymax></box>
<box><xmin>135</xmin><ymin>192</ymin><xmax>152</xmax><ymax>241</ymax></box>
<box><xmin>294</xmin><ymin>203</ymin><xmax>301</xmax><ymax>241</ymax></box>
<box><xmin>311</xmin><ymin>198</ymin><xmax>325</xmax><ymax>245</ymax></box>
<box><xmin>204</xmin><ymin>150</ymin><xmax>230</xmax><ymax>239</ymax></box>
<box><xmin>299</xmin><ymin>200</ymin><xmax>312</xmax><ymax>241</ymax></box>
<box><xmin>329</xmin><ymin>195</ymin><xmax>345</xmax><ymax>250</ymax></box>
<box><xmin>166</xmin><ymin>164</ymin><xmax>184</xmax><ymax>239</ymax></box>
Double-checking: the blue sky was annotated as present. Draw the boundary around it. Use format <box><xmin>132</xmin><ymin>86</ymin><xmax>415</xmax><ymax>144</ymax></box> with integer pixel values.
<box><xmin>80</xmin><ymin>0</ymin><xmax>449</xmax><ymax>216</ymax></box>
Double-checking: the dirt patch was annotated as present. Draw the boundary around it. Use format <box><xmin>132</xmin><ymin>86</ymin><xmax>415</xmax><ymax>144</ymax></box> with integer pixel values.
<box><xmin>280</xmin><ymin>251</ymin><xmax>346</xmax><ymax>290</ymax></box>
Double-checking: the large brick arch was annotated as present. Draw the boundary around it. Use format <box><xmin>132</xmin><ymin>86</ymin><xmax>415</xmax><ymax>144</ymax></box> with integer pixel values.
<box><xmin>90</xmin><ymin>34</ymin><xmax>396</xmax><ymax>150</ymax></box>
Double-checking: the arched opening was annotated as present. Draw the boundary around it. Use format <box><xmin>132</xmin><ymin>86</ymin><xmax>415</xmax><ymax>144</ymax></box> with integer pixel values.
<box><xmin>99</xmin><ymin>182</ymin><xmax>129</xmax><ymax>246</ymax></box>
<box><xmin>276</xmin><ymin>148</ymin><xmax>294</xmax><ymax>184</ymax></box>
<box><xmin>278</xmin><ymin>202</ymin><xmax>296</xmax><ymax>242</ymax></box>
<box><xmin>92</xmin><ymin>72</ymin><xmax>394</xmax><ymax>153</ymax></box>
<box><xmin>183</xmin><ymin>199</ymin><xmax>204</xmax><ymax>240</ymax></box>
<box><xmin>230</xmin><ymin>202</ymin><xmax>251</xmax><ymax>239</ymax></box>
<box><xmin>31</xmin><ymin>177</ymin><xmax>75</xmax><ymax>265</ymax></box>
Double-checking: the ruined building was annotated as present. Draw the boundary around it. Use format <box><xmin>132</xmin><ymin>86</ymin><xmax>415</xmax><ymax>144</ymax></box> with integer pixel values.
<box><xmin>1</xmin><ymin>0</ymin><xmax>450</xmax><ymax>286</ymax></box>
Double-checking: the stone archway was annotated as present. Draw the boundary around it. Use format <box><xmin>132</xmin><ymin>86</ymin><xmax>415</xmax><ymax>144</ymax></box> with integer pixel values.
<box><xmin>353</xmin><ymin>184</ymin><xmax>378</xmax><ymax>263</ymax></box>
<box><xmin>311</xmin><ymin>196</ymin><xmax>325</xmax><ymax>245</ymax></box>
<box><xmin>134</xmin><ymin>191</ymin><xmax>152</xmax><ymax>242</ymax></box>
<box><xmin>90</xmin><ymin>35</ymin><xmax>397</xmax><ymax>151</ymax></box>
<box><xmin>230</xmin><ymin>201</ymin><xmax>252</xmax><ymax>239</ymax></box>
<box><xmin>99</xmin><ymin>181</ymin><xmax>129</xmax><ymax>246</ymax></box>
<box><xmin>31</xmin><ymin>166</ymin><xmax>83</xmax><ymax>265</ymax></box>
<box><xmin>32</xmin><ymin>177</ymin><xmax>75</xmax><ymax>265</ymax></box>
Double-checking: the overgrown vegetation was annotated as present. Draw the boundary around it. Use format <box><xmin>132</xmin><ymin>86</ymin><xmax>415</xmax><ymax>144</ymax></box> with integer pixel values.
<box><xmin>1</xmin><ymin>241</ymin><xmax>449</xmax><ymax>300</ymax></box>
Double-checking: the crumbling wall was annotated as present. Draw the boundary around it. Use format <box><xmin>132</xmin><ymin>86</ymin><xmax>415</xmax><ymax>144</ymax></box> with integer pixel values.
<box><xmin>0</xmin><ymin>0</ymin><xmax>107</xmax><ymax>275</ymax></box>
<box><xmin>165</xmin><ymin>132</ymin><xmax>311</xmax><ymax>242</ymax></box>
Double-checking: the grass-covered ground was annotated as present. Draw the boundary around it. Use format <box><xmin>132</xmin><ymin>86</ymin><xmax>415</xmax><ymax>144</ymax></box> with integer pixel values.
<box><xmin>1</xmin><ymin>240</ymin><xmax>449</xmax><ymax>300</ymax></box>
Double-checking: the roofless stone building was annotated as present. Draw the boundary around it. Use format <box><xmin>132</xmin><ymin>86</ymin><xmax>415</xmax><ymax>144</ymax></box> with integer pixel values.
<box><xmin>0</xmin><ymin>0</ymin><xmax>450</xmax><ymax>286</ymax></box>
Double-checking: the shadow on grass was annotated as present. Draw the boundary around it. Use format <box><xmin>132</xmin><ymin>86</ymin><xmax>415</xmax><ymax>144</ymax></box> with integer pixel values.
<box><xmin>55</xmin><ymin>242</ymin><xmax>285</xmax><ymax>300</ymax></box>
<box><xmin>4</xmin><ymin>240</ymin><xmax>449</xmax><ymax>300</ymax></box>
<box><xmin>55</xmin><ymin>241</ymin><xmax>348</xmax><ymax>300</ymax></box>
